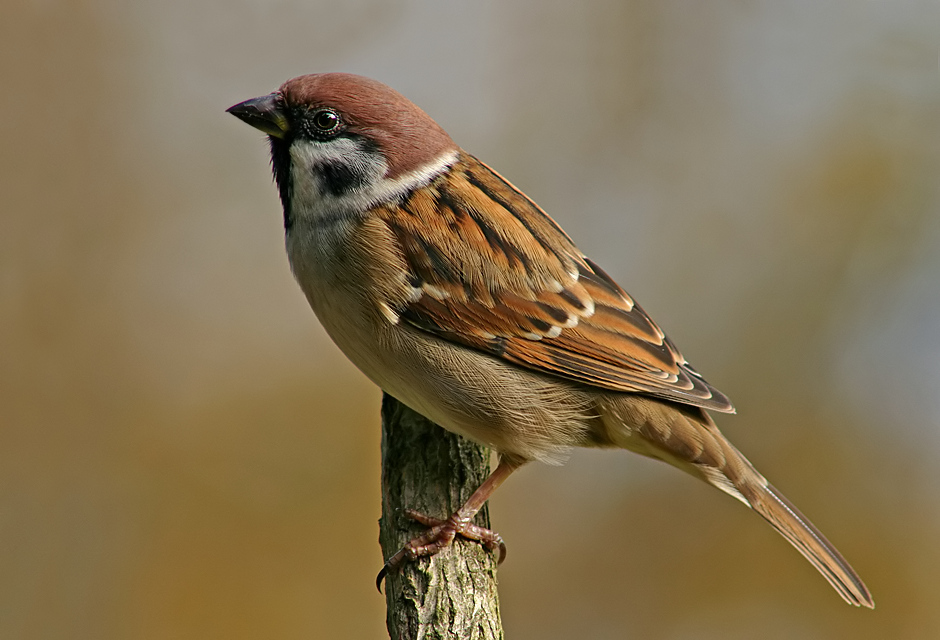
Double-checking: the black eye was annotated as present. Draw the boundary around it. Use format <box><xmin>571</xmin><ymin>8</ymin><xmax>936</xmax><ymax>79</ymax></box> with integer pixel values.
<box><xmin>312</xmin><ymin>109</ymin><xmax>340</xmax><ymax>133</ymax></box>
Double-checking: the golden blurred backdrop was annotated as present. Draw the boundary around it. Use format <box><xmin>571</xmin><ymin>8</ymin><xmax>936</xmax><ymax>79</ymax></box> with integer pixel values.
<box><xmin>2</xmin><ymin>1</ymin><xmax>939</xmax><ymax>638</ymax></box>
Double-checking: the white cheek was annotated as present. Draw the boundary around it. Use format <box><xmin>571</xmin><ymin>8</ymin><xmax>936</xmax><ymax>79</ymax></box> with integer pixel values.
<box><xmin>289</xmin><ymin>138</ymin><xmax>389</xmax><ymax>220</ymax></box>
<box><xmin>288</xmin><ymin>140</ymin><xmax>459</xmax><ymax>224</ymax></box>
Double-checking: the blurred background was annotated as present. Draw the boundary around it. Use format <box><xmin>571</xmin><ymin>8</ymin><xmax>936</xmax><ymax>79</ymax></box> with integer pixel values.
<box><xmin>2</xmin><ymin>1</ymin><xmax>939</xmax><ymax>638</ymax></box>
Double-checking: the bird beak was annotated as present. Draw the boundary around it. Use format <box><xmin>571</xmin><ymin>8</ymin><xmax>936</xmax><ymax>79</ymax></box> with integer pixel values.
<box><xmin>226</xmin><ymin>93</ymin><xmax>290</xmax><ymax>139</ymax></box>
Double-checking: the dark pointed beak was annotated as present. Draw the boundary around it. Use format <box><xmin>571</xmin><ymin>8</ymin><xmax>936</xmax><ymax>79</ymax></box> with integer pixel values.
<box><xmin>226</xmin><ymin>93</ymin><xmax>290</xmax><ymax>139</ymax></box>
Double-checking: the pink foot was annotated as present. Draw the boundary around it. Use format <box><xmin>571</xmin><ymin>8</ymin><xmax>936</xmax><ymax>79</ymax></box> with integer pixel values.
<box><xmin>377</xmin><ymin>509</ymin><xmax>506</xmax><ymax>591</ymax></box>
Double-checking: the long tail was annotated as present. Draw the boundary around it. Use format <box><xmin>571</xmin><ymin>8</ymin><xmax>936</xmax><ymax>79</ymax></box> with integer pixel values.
<box><xmin>743</xmin><ymin>476</ymin><xmax>873</xmax><ymax>607</ymax></box>
<box><xmin>608</xmin><ymin>398</ymin><xmax>874</xmax><ymax>608</ymax></box>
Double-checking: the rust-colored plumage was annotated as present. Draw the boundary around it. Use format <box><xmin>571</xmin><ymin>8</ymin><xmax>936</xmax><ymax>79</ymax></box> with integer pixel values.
<box><xmin>379</xmin><ymin>154</ymin><xmax>734</xmax><ymax>412</ymax></box>
<box><xmin>280</xmin><ymin>73</ymin><xmax>455</xmax><ymax>180</ymax></box>
<box><xmin>227</xmin><ymin>73</ymin><xmax>874</xmax><ymax>608</ymax></box>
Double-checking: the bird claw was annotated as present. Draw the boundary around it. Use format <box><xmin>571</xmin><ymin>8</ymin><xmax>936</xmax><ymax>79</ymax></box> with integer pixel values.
<box><xmin>376</xmin><ymin>508</ymin><xmax>506</xmax><ymax>592</ymax></box>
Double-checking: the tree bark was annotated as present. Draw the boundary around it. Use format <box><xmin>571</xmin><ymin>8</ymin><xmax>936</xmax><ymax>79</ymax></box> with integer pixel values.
<box><xmin>379</xmin><ymin>394</ymin><xmax>504</xmax><ymax>640</ymax></box>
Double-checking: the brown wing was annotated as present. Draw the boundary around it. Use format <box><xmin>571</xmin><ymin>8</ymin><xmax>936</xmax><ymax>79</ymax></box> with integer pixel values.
<box><xmin>377</xmin><ymin>152</ymin><xmax>734</xmax><ymax>413</ymax></box>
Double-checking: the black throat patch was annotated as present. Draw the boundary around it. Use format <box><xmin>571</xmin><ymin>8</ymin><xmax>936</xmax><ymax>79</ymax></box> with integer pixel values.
<box><xmin>268</xmin><ymin>136</ymin><xmax>294</xmax><ymax>230</ymax></box>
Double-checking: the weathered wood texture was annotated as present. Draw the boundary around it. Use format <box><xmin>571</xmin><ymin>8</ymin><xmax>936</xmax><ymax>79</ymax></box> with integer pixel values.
<box><xmin>379</xmin><ymin>394</ymin><xmax>503</xmax><ymax>640</ymax></box>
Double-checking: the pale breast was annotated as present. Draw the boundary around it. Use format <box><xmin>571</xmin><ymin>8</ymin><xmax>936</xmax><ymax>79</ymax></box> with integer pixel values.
<box><xmin>285</xmin><ymin>215</ymin><xmax>597</xmax><ymax>464</ymax></box>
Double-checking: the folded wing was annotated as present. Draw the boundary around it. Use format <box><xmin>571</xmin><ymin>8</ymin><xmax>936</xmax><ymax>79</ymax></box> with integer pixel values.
<box><xmin>378</xmin><ymin>152</ymin><xmax>734</xmax><ymax>414</ymax></box>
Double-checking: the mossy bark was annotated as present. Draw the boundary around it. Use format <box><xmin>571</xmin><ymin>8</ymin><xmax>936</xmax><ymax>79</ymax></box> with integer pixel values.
<box><xmin>379</xmin><ymin>394</ymin><xmax>504</xmax><ymax>640</ymax></box>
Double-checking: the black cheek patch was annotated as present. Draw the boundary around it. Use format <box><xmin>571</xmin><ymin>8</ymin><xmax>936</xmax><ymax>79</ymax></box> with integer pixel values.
<box><xmin>317</xmin><ymin>161</ymin><xmax>366</xmax><ymax>197</ymax></box>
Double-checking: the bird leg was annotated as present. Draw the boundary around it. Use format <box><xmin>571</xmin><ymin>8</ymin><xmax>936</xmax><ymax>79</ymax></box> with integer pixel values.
<box><xmin>377</xmin><ymin>457</ymin><xmax>519</xmax><ymax>591</ymax></box>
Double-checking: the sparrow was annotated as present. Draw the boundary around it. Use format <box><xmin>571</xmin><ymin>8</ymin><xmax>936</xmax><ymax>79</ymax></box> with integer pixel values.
<box><xmin>227</xmin><ymin>72</ymin><xmax>874</xmax><ymax>608</ymax></box>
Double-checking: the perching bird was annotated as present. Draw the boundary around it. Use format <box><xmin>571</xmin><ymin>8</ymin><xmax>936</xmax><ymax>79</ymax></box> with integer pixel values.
<box><xmin>227</xmin><ymin>72</ymin><xmax>873</xmax><ymax>608</ymax></box>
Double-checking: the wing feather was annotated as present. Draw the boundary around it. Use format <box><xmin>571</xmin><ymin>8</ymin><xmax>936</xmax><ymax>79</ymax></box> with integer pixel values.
<box><xmin>378</xmin><ymin>152</ymin><xmax>734</xmax><ymax>413</ymax></box>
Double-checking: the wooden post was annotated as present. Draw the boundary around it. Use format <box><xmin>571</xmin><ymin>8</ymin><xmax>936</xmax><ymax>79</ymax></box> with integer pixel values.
<box><xmin>378</xmin><ymin>394</ymin><xmax>504</xmax><ymax>640</ymax></box>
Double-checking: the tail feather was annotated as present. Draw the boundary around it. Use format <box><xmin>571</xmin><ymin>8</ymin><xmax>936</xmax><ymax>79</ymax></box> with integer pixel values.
<box><xmin>702</xmin><ymin>426</ymin><xmax>875</xmax><ymax>608</ymax></box>
<box><xmin>746</xmin><ymin>480</ymin><xmax>874</xmax><ymax>608</ymax></box>
<box><xmin>606</xmin><ymin>397</ymin><xmax>875</xmax><ymax>608</ymax></box>
<box><xmin>705</xmin><ymin>428</ymin><xmax>874</xmax><ymax>608</ymax></box>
